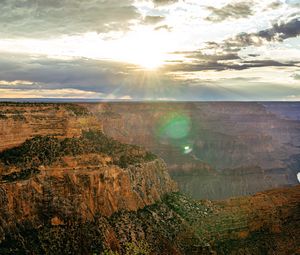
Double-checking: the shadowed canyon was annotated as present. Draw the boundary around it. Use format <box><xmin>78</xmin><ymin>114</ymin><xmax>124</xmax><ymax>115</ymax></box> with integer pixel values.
<box><xmin>95</xmin><ymin>102</ymin><xmax>300</xmax><ymax>199</ymax></box>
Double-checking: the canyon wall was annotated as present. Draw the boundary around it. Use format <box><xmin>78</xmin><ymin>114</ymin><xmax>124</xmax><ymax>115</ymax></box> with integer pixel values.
<box><xmin>0</xmin><ymin>157</ymin><xmax>176</xmax><ymax>222</ymax></box>
<box><xmin>0</xmin><ymin>102</ymin><xmax>299</xmax><ymax>254</ymax></box>
<box><xmin>0</xmin><ymin>103</ymin><xmax>101</xmax><ymax>152</ymax></box>
<box><xmin>0</xmin><ymin>162</ymin><xmax>299</xmax><ymax>254</ymax></box>
<box><xmin>1</xmin><ymin>102</ymin><xmax>300</xmax><ymax>199</ymax></box>
<box><xmin>91</xmin><ymin>102</ymin><xmax>300</xmax><ymax>199</ymax></box>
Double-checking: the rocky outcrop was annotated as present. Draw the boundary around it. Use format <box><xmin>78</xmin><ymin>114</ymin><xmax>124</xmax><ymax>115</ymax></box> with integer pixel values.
<box><xmin>0</xmin><ymin>176</ymin><xmax>299</xmax><ymax>254</ymax></box>
<box><xmin>0</xmin><ymin>103</ymin><xmax>101</xmax><ymax>152</ymax></box>
<box><xmin>0</xmin><ymin>131</ymin><xmax>179</xmax><ymax>254</ymax></box>
<box><xmin>0</xmin><ymin>131</ymin><xmax>177</xmax><ymax>221</ymax></box>
<box><xmin>0</xmin><ymin>157</ymin><xmax>176</xmax><ymax>221</ymax></box>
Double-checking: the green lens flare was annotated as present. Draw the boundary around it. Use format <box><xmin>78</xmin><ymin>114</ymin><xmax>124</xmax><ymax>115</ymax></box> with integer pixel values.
<box><xmin>157</xmin><ymin>113</ymin><xmax>191</xmax><ymax>140</ymax></box>
<box><xmin>183</xmin><ymin>145</ymin><xmax>193</xmax><ymax>154</ymax></box>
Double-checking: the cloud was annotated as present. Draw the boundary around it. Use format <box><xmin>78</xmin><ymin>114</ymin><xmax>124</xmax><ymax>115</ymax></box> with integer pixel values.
<box><xmin>0</xmin><ymin>0</ymin><xmax>140</xmax><ymax>38</ymax></box>
<box><xmin>0</xmin><ymin>88</ymin><xmax>104</xmax><ymax>99</ymax></box>
<box><xmin>164</xmin><ymin>58</ymin><xmax>296</xmax><ymax>72</ymax></box>
<box><xmin>266</xmin><ymin>1</ymin><xmax>283</xmax><ymax>10</ymax></box>
<box><xmin>154</xmin><ymin>25</ymin><xmax>172</xmax><ymax>31</ymax></box>
<box><xmin>205</xmin><ymin>2</ymin><xmax>254</xmax><ymax>22</ymax></box>
<box><xmin>152</xmin><ymin>0</ymin><xmax>178</xmax><ymax>6</ymax></box>
<box><xmin>0</xmin><ymin>53</ymin><xmax>186</xmax><ymax>99</ymax></box>
<box><xmin>286</xmin><ymin>0</ymin><xmax>300</xmax><ymax>6</ymax></box>
<box><xmin>0</xmin><ymin>52</ymin><xmax>299</xmax><ymax>101</ymax></box>
<box><xmin>167</xmin><ymin>46</ymin><xmax>298</xmax><ymax>72</ymax></box>
<box><xmin>0</xmin><ymin>80</ymin><xmax>35</xmax><ymax>86</ymax></box>
<box><xmin>224</xmin><ymin>18</ymin><xmax>300</xmax><ymax>49</ymax></box>
<box><xmin>143</xmin><ymin>15</ymin><xmax>165</xmax><ymax>24</ymax></box>
<box><xmin>182</xmin><ymin>51</ymin><xmax>241</xmax><ymax>61</ymax></box>
<box><xmin>0</xmin><ymin>53</ymin><xmax>129</xmax><ymax>93</ymax></box>
<box><xmin>293</xmin><ymin>73</ymin><xmax>300</xmax><ymax>79</ymax></box>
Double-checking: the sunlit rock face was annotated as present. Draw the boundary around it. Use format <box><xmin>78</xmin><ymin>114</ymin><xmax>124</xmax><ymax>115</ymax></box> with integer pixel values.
<box><xmin>0</xmin><ymin>103</ymin><xmax>101</xmax><ymax>152</ymax></box>
<box><xmin>94</xmin><ymin>102</ymin><xmax>300</xmax><ymax>199</ymax></box>
<box><xmin>0</xmin><ymin>130</ymin><xmax>177</xmax><ymax>221</ymax></box>
<box><xmin>0</xmin><ymin>157</ymin><xmax>176</xmax><ymax>221</ymax></box>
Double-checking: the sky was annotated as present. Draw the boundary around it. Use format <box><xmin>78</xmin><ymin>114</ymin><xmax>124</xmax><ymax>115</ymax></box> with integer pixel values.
<box><xmin>0</xmin><ymin>0</ymin><xmax>299</xmax><ymax>101</ymax></box>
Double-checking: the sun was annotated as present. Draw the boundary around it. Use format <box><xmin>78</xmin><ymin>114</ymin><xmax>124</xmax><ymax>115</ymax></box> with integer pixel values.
<box><xmin>105</xmin><ymin>29</ymin><xmax>171</xmax><ymax>70</ymax></box>
<box><xmin>129</xmin><ymin>48</ymin><xmax>165</xmax><ymax>69</ymax></box>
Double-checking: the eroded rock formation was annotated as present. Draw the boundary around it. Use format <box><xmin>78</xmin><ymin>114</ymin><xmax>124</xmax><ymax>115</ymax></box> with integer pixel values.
<box><xmin>0</xmin><ymin>103</ymin><xmax>299</xmax><ymax>254</ymax></box>
<box><xmin>1</xmin><ymin>102</ymin><xmax>300</xmax><ymax>200</ymax></box>
<box><xmin>94</xmin><ymin>102</ymin><xmax>300</xmax><ymax>199</ymax></box>
<box><xmin>0</xmin><ymin>103</ymin><xmax>101</xmax><ymax>152</ymax></box>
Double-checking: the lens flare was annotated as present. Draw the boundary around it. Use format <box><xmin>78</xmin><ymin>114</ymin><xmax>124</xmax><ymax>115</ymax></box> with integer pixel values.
<box><xmin>183</xmin><ymin>145</ymin><xmax>193</xmax><ymax>154</ymax></box>
<box><xmin>157</xmin><ymin>113</ymin><xmax>191</xmax><ymax>140</ymax></box>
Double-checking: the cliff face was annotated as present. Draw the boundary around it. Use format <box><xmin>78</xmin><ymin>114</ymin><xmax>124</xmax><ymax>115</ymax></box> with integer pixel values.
<box><xmin>0</xmin><ymin>130</ymin><xmax>177</xmax><ymax>222</ymax></box>
<box><xmin>0</xmin><ymin>158</ymin><xmax>176</xmax><ymax>221</ymax></box>
<box><xmin>0</xmin><ymin>131</ymin><xmax>179</xmax><ymax>254</ymax></box>
<box><xmin>0</xmin><ymin>169</ymin><xmax>299</xmax><ymax>254</ymax></box>
<box><xmin>0</xmin><ymin>103</ymin><xmax>101</xmax><ymax>152</ymax></box>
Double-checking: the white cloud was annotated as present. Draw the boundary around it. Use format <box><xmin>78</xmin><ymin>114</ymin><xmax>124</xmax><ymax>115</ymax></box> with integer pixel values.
<box><xmin>0</xmin><ymin>88</ymin><xmax>104</xmax><ymax>98</ymax></box>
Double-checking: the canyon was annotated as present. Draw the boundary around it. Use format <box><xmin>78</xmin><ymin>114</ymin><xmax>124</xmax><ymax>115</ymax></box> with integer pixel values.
<box><xmin>95</xmin><ymin>102</ymin><xmax>300</xmax><ymax>199</ymax></box>
<box><xmin>1</xmin><ymin>102</ymin><xmax>300</xmax><ymax>199</ymax></box>
<box><xmin>0</xmin><ymin>102</ymin><xmax>299</xmax><ymax>254</ymax></box>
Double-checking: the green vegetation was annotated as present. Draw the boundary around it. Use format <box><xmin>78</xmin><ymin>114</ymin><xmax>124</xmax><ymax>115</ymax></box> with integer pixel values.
<box><xmin>103</xmin><ymin>241</ymin><xmax>151</xmax><ymax>255</ymax></box>
<box><xmin>0</xmin><ymin>190</ymin><xmax>298</xmax><ymax>254</ymax></box>
<box><xmin>0</xmin><ymin>130</ymin><xmax>157</xmax><ymax>169</ymax></box>
<box><xmin>124</xmin><ymin>241</ymin><xmax>151</xmax><ymax>255</ymax></box>
<box><xmin>63</xmin><ymin>104</ymin><xmax>90</xmax><ymax>116</ymax></box>
<box><xmin>0</xmin><ymin>102</ymin><xmax>89</xmax><ymax>117</ymax></box>
<box><xmin>0</xmin><ymin>114</ymin><xmax>8</xmax><ymax>119</ymax></box>
<box><xmin>11</xmin><ymin>114</ymin><xmax>26</xmax><ymax>121</ymax></box>
<box><xmin>0</xmin><ymin>168</ymin><xmax>40</xmax><ymax>182</ymax></box>
<box><xmin>0</xmin><ymin>110</ymin><xmax>26</xmax><ymax>121</ymax></box>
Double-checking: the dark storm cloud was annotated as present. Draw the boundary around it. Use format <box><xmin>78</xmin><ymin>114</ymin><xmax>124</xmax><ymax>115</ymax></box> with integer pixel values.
<box><xmin>143</xmin><ymin>15</ymin><xmax>165</xmax><ymax>24</ymax></box>
<box><xmin>0</xmin><ymin>0</ymin><xmax>140</xmax><ymax>38</ymax></box>
<box><xmin>205</xmin><ymin>2</ymin><xmax>254</xmax><ymax>22</ymax></box>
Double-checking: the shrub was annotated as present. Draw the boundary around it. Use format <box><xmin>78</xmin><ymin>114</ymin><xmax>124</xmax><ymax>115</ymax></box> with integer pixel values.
<box><xmin>63</xmin><ymin>104</ymin><xmax>90</xmax><ymax>116</ymax></box>
<box><xmin>0</xmin><ymin>130</ymin><xmax>157</xmax><ymax>170</ymax></box>
<box><xmin>1</xmin><ymin>168</ymin><xmax>40</xmax><ymax>182</ymax></box>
